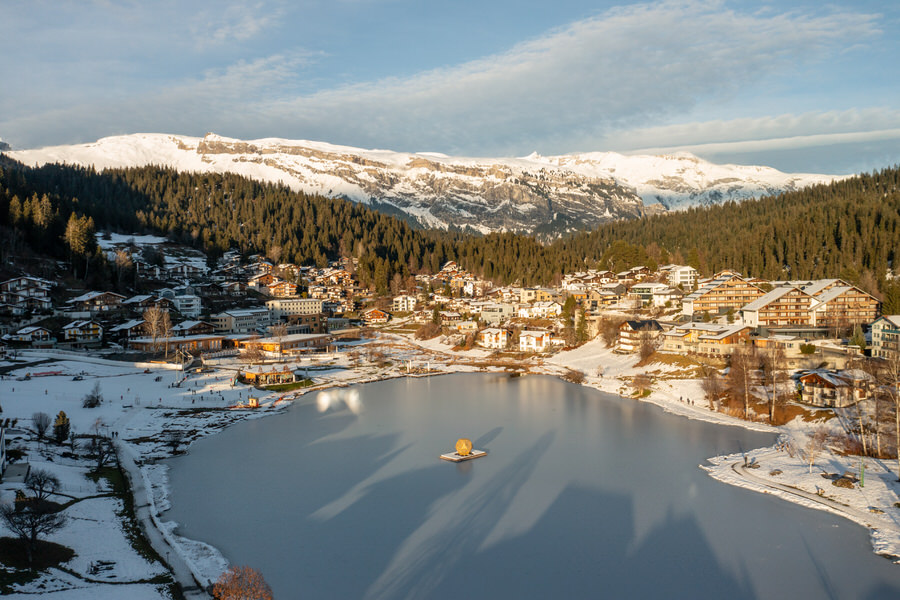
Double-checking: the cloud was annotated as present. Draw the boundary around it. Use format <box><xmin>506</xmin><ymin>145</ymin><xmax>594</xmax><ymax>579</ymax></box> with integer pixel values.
<box><xmin>602</xmin><ymin>108</ymin><xmax>900</xmax><ymax>173</ymax></box>
<box><xmin>609</xmin><ymin>108</ymin><xmax>900</xmax><ymax>154</ymax></box>
<box><xmin>250</xmin><ymin>0</ymin><xmax>879</xmax><ymax>154</ymax></box>
<box><xmin>1</xmin><ymin>0</ymin><xmax>888</xmax><ymax>173</ymax></box>
<box><xmin>191</xmin><ymin>2</ymin><xmax>285</xmax><ymax>48</ymax></box>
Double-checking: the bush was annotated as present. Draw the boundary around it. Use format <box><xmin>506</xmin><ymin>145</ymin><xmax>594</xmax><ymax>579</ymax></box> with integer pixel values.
<box><xmin>799</xmin><ymin>343</ymin><xmax>816</xmax><ymax>355</ymax></box>
<box><xmin>415</xmin><ymin>322</ymin><xmax>441</xmax><ymax>340</ymax></box>
<box><xmin>561</xmin><ymin>369</ymin><xmax>585</xmax><ymax>384</ymax></box>
<box><xmin>82</xmin><ymin>382</ymin><xmax>102</xmax><ymax>408</ymax></box>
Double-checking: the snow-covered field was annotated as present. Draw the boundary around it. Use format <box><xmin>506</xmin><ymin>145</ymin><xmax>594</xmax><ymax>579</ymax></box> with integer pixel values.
<box><xmin>2</xmin><ymin>334</ymin><xmax>898</xmax><ymax>597</ymax></box>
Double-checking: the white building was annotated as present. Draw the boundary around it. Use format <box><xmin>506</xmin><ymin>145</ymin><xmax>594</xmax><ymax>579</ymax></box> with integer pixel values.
<box><xmin>172</xmin><ymin>293</ymin><xmax>201</xmax><ymax>318</ymax></box>
<box><xmin>265</xmin><ymin>297</ymin><xmax>324</xmax><ymax>321</ymax></box>
<box><xmin>392</xmin><ymin>295</ymin><xmax>417</xmax><ymax>312</ymax></box>
<box><xmin>666</xmin><ymin>265</ymin><xmax>699</xmax><ymax>291</ymax></box>
<box><xmin>518</xmin><ymin>301</ymin><xmax>562</xmax><ymax>319</ymax></box>
<box><xmin>211</xmin><ymin>308</ymin><xmax>270</xmax><ymax>334</ymax></box>
<box><xmin>480</xmin><ymin>303</ymin><xmax>515</xmax><ymax>325</ymax></box>
<box><xmin>477</xmin><ymin>327</ymin><xmax>508</xmax><ymax>349</ymax></box>
<box><xmin>871</xmin><ymin>315</ymin><xmax>900</xmax><ymax>361</ymax></box>
<box><xmin>519</xmin><ymin>329</ymin><xmax>550</xmax><ymax>353</ymax></box>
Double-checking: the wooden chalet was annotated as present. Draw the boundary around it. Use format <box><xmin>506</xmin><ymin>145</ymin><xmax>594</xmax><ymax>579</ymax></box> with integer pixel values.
<box><xmin>67</xmin><ymin>291</ymin><xmax>126</xmax><ymax>312</ymax></box>
<box><xmin>62</xmin><ymin>320</ymin><xmax>103</xmax><ymax>344</ymax></box>
<box><xmin>798</xmin><ymin>369</ymin><xmax>873</xmax><ymax>408</ymax></box>
<box><xmin>171</xmin><ymin>320</ymin><xmax>216</xmax><ymax>337</ymax></box>
<box><xmin>362</xmin><ymin>308</ymin><xmax>391</xmax><ymax>325</ymax></box>
<box><xmin>617</xmin><ymin>320</ymin><xmax>664</xmax><ymax>354</ymax></box>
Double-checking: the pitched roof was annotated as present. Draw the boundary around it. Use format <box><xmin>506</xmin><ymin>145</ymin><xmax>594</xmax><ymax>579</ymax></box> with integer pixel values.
<box><xmin>740</xmin><ymin>286</ymin><xmax>804</xmax><ymax>312</ymax></box>
<box><xmin>623</xmin><ymin>320</ymin><xmax>663</xmax><ymax>331</ymax></box>
<box><xmin>110</xmin><ymin>319</ymin><xmax>146</xmax><ymax>332</ymax></box>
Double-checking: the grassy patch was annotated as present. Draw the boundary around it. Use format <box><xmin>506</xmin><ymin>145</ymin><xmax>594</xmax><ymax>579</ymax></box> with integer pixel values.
<box><xmin>86</xmin><ymin>468</ymin><xmax>164</xmax><ymax>566</ymax></box>
<box><xmin>0</xmin><ymin>537</ymin><xmax>75</xmax><ymax>593</ymax></box>
<box><xmin>263</xmin><ymin>379</ymin><xmax>314</xmax><ymax>392</ymax></box>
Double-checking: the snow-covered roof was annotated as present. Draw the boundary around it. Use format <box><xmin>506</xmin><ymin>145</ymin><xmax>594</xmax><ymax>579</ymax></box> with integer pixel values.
<box><xmin>110</xmin><ymin>319</ymin><xmax>145</xmax><ymax>332</ymax></box>
<box><xmin>801</xmin><ymin>279</ymin><xmax>842</xmax><ymax>297</ymax></box>
<box><xmin>63</xmin><ymin>320</ymin><xmax>98</xmax><ymax>330</ymax></box>
<box><xmin>740</xmin><ymin>287</ymin><xmax>800</xmax><ymax>312</ymax></box>
<box><xmin>16</xmin><ymin>325</ymin><xmax>49</xmax><ymax>334</ymax></box>
<box><xmin>698</xmin><ymin>324</ymin><xmax>752</xmax><ymax>341</ymax></box>
<box><xmin>171</xmin><ymin>320</ymin><xmax>209</xmax><ymax>332</ymax></box>
<box><xmin>811</xmin><ymin>286</ymin><xmax>853</xmax><ymax>306</ymax></box>
<box><xmin>873</xmin><ymin>315</ymin><xmax>900</xmax><ymax>329</ymax></box>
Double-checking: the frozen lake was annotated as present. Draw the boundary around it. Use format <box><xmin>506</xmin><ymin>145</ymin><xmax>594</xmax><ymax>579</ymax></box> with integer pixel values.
<box><xmin>165</xmin><ymin>374</ymin><xmax>900</xmax><ymax>599</ymax></box>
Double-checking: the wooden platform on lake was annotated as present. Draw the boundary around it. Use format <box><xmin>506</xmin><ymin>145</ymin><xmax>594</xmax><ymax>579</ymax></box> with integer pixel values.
<box><xmin>440</xmin><ymin>449</ymin><xmax>487</xmax><ymax>462</ymax></box>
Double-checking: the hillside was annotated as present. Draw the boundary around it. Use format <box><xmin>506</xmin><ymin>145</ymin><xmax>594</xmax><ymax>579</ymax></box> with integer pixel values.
<box><xmin>6</xmin><ymin>133</ymin><xmax>840</xmax><ymax>236</ymax></box>
<box><xmin>0</xmin><ymin>158</ymin><xmax>896</xmax><ymax>309</ymax></box>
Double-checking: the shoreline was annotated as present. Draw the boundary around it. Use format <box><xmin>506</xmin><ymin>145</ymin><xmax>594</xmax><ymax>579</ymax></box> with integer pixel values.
<box><xmin>3</xmin><ymin>338</ymin><xmax>899</xmax><ymax>597</ymax></box>
<box><xmin>154</xmin><ymin>338</ymin><xmax>900</xmax><ymax>581</ymax></box>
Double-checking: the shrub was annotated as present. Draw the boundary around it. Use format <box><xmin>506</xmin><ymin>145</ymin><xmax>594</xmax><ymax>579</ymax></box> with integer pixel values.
<box><xmin>562</xmin><ymin>369</ymin><xmax>585</xmax><ymax>384</ymax></box>
<box><xmin>415</xmin><ymin>322</ymin><xmax>441</xmax><ymax>340</ymax></box>
<box><xmin>82</xmin><ymin>382</ymin><xmax>102</xmax><ymax>408</ymax></box>
<box><xmin>799</xmin><ymin>343</ymin><xmax>816</xmax><ymax>355</ymax></box>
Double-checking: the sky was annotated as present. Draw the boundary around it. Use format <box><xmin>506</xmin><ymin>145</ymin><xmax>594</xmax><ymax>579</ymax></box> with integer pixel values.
<box><xmin>1</xmin><ymin>0</ymin><xmax>899</xmax><ymax>174</ymax></box>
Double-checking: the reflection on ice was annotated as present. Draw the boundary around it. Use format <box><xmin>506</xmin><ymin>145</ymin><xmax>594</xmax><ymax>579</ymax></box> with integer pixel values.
<box><xmin>317</xmin><ymin>388</ymin><xmax>362</xmax><ymax>414</ymax></box>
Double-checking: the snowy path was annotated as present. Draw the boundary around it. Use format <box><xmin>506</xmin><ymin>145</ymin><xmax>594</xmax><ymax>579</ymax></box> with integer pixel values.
<box><xmin>729</xmin><ymin>451</ymin><xmax>878</xmax><ymax>527</ymax></box>
<box><xmin>114</xmin><ymin>431</ymin><xmax>210</xmax><ymax>599</ymax></box>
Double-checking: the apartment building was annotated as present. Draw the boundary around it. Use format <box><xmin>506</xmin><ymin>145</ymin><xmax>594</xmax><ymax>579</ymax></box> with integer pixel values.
<box><xmin>682</xmin><ymin>274</ymin><xmax>764</xmax><ymax>317</ymax></box>
<box><xmin>266</xmin><ymin>298</ymin><xmax>324</xmax><ymax>321</ymax></box>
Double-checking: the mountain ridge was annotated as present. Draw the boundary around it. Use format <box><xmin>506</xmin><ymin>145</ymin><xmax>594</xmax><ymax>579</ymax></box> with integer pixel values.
<box><xmin>6</xmin><ymin>132</ymin><xmax>843</xmax><ymax>235</ymax></box>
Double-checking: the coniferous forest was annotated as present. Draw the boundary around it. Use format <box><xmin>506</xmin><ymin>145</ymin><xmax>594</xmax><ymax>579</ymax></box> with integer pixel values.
<box><xmin>0</xmin><ymin>156</ymin><xmax>898</xmax><ymax>308</ymax></box>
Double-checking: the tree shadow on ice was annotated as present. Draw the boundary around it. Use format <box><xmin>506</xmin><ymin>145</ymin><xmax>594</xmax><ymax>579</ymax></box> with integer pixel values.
<box><xmin>473</xmin><ymin>427</ymin><xmax>502</xmax><ymax>449</ymax></box>
<box><xmin>360</xmin><ymin>432</ymin><xmax>557</xmax><ymax>600</ymax></box>
<box><xmin>287</xmin><ymin>455</ymin><xmax>474</xmax><ymax>599</ymax></box>
<box><xmin>422</xmin><ymin>485</ymin><xmax>757</xmax><ymax>600</ymax></box>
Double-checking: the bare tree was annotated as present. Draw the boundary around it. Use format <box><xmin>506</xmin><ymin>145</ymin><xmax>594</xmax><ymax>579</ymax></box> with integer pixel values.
<box><xmin>160</xmin><ymin>310</ymin><xmax>173</xmax><ymax>358</ymax></box>
<box><xmin>728</xmin><ymin>347</ymin><xmax>757</xmax><ymax>420</ymax></box>
<box><xmin>849</xmin><ymin>381</ymin><xmax>869</xmax><ymax>457</ymax></box>
<box><xmin>212</xmin><ymin>565</ymin><xmax>273</xmax><ymax>600</ymax></box>
<box><xmin>632</xmin><ymin>373</ymin><xmax>652</xmax><ymax>395</ymax></box>
<box><xmin>805</xmin><ymin>427</ymin><xmax>829</xmax><ymax>474</ymax></box>
<box><xmin>638</xmin><ymin>327</ymin><xmax>658</xmax><ymax>361</ymax></box>
<box><xmin>877</xmin><ymin>352</ymin><xmax>900</xmax><ymax>478</ymax></box>
<box><xmin>241</xmin><ymin>345</ymin><xmax>264</xmax><ymax>365</ymax></box>
<box><xmin>266</xmin><ymin>244</ymin><xmax>282</xmax><ymax>265</ymax></box>
<box><xmin>0</xmin><ymin>501</ymin><xmax>67</xmax><ymax>565</ymax></box>
<box><xmin>760</xmin><ymin>346</ymin><xmax>787</xmax><ymax>423</ymax></box>
<box><xmin>25</xmin><ymin>469</ymin><xmax>61</xmax><ymax>503</ymax></box>
<box><xmin>82</xmin><ymin>381</ymin><xmax>103</xmax><ymax>408</ymax></box>
<box><xmin>89</xmin><ymin>436</ymin><xmax>115</xmax><ymax>472</ymax></box>
<box><xmin>700</xmin><ymin>365</ymin><xmax>724</xmax><ymax>411</ymax></box>
<box><xmin>143</xmin><ymin>306</ymin><xmax>164</xmax><ymax>353</ymax></box>
<box><xmin>89</xmin><ymin>420</ymin><xmax>114</xmax><ymax>472</ymax></box>
<box><xmin>270</xmin><ymin>322</ymin><xmax>288</xmax><ymax>357</ymax></box>
<box><xmin>32</xmin><ymin>412</ymin><xmax>51</xmax><ymax>439</ymax></box>
<box><xmin>600</xmin><ymin>317</ymin><xmax>625</xmax><ymax>348</ymax></box>
<box><xmin>114</xmin><ymin>249</ymin><xmax>133</xmax><ymax>288</ymax></box>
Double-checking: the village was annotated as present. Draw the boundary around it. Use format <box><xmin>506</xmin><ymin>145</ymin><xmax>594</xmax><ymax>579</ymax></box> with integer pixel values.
<box><xmin>1</xmin><ymin>232</ymin><xmax>900</xmax><ymax>598</ymax></box>
<box><xmin>1</xmin><ymin>233</ymin><xmax>895</xmax><ymax>410</ymax></box>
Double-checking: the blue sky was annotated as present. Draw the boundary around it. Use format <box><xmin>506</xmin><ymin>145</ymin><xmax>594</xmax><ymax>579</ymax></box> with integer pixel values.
<box><xmin>2</xmin><ymin>0</ymin><xmax>898</xmax><ymax>174</ymax></box>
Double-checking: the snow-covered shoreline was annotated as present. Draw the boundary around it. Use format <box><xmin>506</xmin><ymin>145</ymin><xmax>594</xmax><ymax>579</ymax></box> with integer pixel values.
<box><xmin>2</xmin><ymin>334</ymin><xmax>899</xmax><ymax>598</ymax></box>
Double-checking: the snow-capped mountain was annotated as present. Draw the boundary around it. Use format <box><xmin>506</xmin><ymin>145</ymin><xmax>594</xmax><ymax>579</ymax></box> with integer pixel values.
<box><xmin>6</xmin><ymin>133</ymin><xmax>841</xmax><ymax>235</ymax></box>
